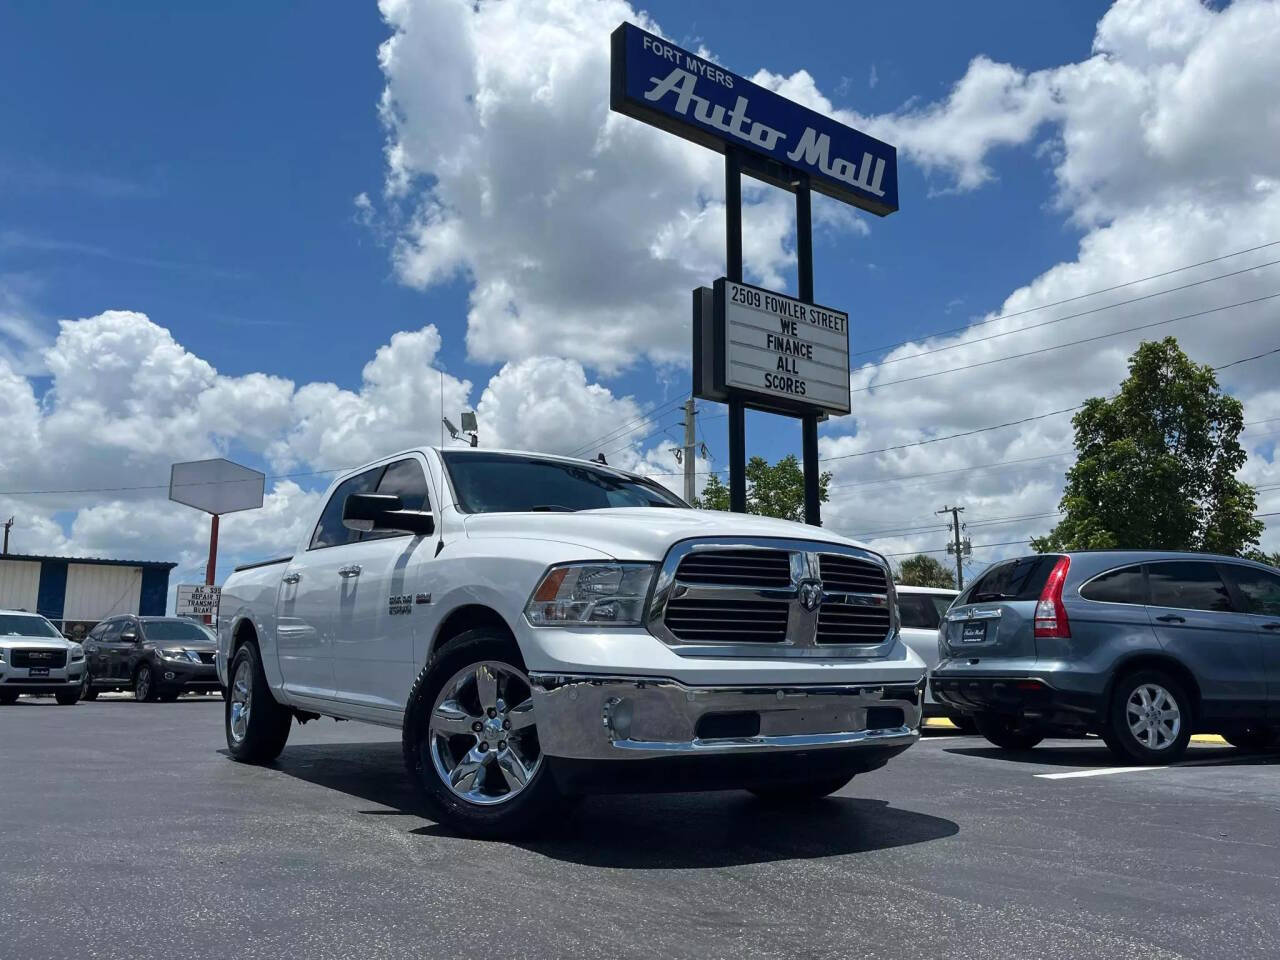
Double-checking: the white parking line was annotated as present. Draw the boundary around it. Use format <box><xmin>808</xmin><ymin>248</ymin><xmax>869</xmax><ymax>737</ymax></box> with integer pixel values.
<box><xmin>1035</xmin><ymin>766</ymin><xmax>1166</xmax><ymax>780</ymax></box>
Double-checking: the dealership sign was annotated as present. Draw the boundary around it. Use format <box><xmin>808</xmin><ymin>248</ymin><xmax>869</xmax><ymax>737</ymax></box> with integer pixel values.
<box><xmin>176</xmin><ymin>584</ymin><xmax>220</xmax><ymax>618</ymax></box>
<box><xmin>610</xmin><ymin>23</ymin><xmax>898</xmax><ymax>215</ymax></box>
<box><xmin>712</xmin><ymin>279</ymin><xmax>850</xmax><ymax>416</ymax></box>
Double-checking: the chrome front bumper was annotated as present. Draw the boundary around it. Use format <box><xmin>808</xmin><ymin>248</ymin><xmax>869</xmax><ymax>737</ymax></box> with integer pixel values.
<box><xmin>529</xmin><ymin>674</ymin><xmax>922</xmax><ymax>761</ymax></box>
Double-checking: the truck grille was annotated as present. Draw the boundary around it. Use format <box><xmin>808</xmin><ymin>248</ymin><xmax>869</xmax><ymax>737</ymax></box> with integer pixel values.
<box><xmin>819</xmin><ymin>554</ymin><xmax>890</xmax><ymax>593</ymax></box>
<box><xmin>673</xmin><ymin>549</ymin><xmax>792</xmax><ymax>589</ymax></box>
<box><xmin>664</xmin><ymin>596</ymin><xmax>790</xmax><ymax>644</ymax></box>
<box><xmin>816</xmin><ymin>554</ymin><xmax>892</xmax><ymax>645</ymax></box>
<box><xmin>654</xmin><ymin>540</ymin><xmax>894</xmax><ymax>654</ymax></box>
<box><xmin>11</xmin><ymin>649</ymin><xmax>67</xmax><ymax>669</ymax></box>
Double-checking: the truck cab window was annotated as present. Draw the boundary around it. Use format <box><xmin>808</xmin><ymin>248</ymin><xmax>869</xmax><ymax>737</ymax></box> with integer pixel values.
<box><xmin>362</xmin><ymin>458</ymin><xmax>432</xmax><ymax>542</ymax></box>
<box><xmin>309</xmin><ymin>468</ymin><xmax>384</xmax><ymax>549</ymax></box>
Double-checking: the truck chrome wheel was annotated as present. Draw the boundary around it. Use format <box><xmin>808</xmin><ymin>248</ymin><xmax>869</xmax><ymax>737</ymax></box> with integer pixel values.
<box><xmin>1126</xmin><ymin>682</ymin><xmax>1180</xmax><ymax>751</ymax></box>
<box><xmin>228</xmin><ymin>659</ymin><xmax>253</xmax><ymax>744</ymax></box>
<box><xmin>428</xmin><ymin>661</ymin><xmax>540</xmax><ymax>807</ymax></box>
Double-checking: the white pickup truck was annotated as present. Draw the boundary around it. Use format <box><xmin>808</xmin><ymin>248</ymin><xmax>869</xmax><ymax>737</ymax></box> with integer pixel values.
<box><xmin>217</xmin><ymin>447</ymin><xmax>924</xmax><ymax>836</ymax></box>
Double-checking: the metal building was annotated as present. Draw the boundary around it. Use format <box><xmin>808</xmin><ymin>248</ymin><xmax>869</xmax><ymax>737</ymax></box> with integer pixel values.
<box><xmin>0</xmin><ymin>554</ymin><xmax>176</xmax><ymax>639</ymax></box>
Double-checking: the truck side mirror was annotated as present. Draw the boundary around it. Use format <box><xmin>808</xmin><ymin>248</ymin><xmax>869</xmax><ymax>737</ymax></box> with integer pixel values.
<box><xmin>121</xmin><ymin>631</ymin><xmax>138</xmax><ymax>643</ymax></box>
<box><xmin>342</xmin><ymin>493</ymin><xmax>435</xmax><ymax>537</ymax></box>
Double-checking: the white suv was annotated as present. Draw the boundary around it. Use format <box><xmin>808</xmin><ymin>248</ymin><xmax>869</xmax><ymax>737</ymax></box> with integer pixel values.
<box><xmin>0</xmin><ymin>609</ymin><xmax>86</xmax><ymax>706</ymax></box>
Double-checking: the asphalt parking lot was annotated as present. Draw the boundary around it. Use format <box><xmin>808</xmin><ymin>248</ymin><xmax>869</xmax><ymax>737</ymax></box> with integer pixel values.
<box><xmin>2</xmin><ymin>697</ymin><xmax>1277</xmax><ymax>960</ymax></box>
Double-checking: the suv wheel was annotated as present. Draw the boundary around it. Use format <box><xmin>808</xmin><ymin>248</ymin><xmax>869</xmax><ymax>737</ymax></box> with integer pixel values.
<box><xmin>974</xmin><ymin>713</ymin><xmax>1044</xmax><ymax>750</ymax></box>
<box><xmin>403</xmin><ymin>630</ymin><xmax>561</xmax><ymax>839</ymax></box>
<box><xmin>133</xmin><ymin>664</ymin><xmax>158</xmax><ymax>702</ymax></box>
<box><xmin>225</xmin><ymin>642</ymin><xmax>292</xmax><ymax>763</ymax></box>
<box><xmin>1103</xmin><ymin>669</ymin><xmax>1192</xmax><ymax>764</ymax></box>
<box><xmin>81</xmin><ymin>676</ymin><xmax>99</xmax><ymax>701</ymax></box>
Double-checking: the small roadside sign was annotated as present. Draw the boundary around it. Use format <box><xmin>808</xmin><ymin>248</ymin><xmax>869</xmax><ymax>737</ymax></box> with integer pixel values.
<box><xmin>176</xmin><ymin>584</ymin><xmax>221</xmax><ymax>618</ymax></box>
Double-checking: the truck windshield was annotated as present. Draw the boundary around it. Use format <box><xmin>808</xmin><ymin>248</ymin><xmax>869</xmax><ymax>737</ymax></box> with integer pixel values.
<box><xmin>0</xmin><ymin>614</ymin><xmax>62</xmax><ymax>639</ymax></box>
<box><xmin>142</xmin><ymin>621</ymin><xmax>213</xmax><ymax>643</ymax></box>
<box><xmin>442</xmin><ymin>452</ymin><xmax>687</xmax><ymax>513</ymax></box>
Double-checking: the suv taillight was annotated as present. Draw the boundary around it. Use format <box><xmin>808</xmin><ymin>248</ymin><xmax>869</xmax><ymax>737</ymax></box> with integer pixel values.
<box><xmin>1033</xmin><ymin>556</ymin><xmax>1071</xmax><ymax>639</ymax></box>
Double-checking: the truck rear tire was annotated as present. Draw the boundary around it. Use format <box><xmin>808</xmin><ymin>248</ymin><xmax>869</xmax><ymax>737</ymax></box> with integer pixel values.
<box><xmin>402</xmin><ymin>630</ymin><xmax>562</xmax><ymax>839</ymax></box>
<box><xmin>974</xmin><ymin>713</ymin><xmax>1043</xmax><ymax>751</ymax></box>
<box><xmin>225</xmin><ymin>642</ymin><xmax>292</xmax><ymax>764</ymax></box>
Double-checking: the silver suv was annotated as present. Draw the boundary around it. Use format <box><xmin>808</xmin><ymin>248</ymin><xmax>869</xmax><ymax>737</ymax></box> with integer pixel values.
<box><xmin>0</xmin><ymin>609</ymin><xmax>86</xmax><ymax>706</ymax></box>
<box><xmin>932</xmin><ymin>551</ymin><xmax>1280</xmax><ymax>763</ymax></box>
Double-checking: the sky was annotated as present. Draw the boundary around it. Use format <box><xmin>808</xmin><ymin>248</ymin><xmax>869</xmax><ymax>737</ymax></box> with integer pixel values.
<box><xmin>1</xmin><ymin>0</ymin><xmax>1278</xmax><ymax>597</ymax></box>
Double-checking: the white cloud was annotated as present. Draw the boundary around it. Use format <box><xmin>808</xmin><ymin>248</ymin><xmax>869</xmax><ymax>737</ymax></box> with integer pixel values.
<box><xmin>0</xmin><ymin>309</ymin><xmax>651</xmax><ymax>585</ymax></box>
<box><xmin>372</xmin><ymin>0</ymin><xmax>867</xmax><ymax>373</ymax></box>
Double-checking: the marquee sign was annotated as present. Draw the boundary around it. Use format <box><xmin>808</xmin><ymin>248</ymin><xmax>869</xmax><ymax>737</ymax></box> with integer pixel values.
<box><xmin>610</xmin><ymin>22</ymin><xmax>898</xmax><ymax>215</ymax></box>
<box><xmin>713</xmin><ymin>278</ymin><xmax>851</xmax><ymax>416</ymax></box>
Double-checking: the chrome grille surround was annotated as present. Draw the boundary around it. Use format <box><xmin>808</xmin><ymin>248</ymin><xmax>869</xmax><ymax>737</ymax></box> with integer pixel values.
<box><xmin>647</xmin><ymin>538</ymin><xmax>897</xmax><ymax>658</ymax></box>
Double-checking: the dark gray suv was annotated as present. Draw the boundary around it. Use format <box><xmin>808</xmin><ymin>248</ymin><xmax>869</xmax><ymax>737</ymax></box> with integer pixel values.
<box><xmin>932</xmin><ymin>551</ymin><xmax>1280</xmax><ymax>764</ymax></box>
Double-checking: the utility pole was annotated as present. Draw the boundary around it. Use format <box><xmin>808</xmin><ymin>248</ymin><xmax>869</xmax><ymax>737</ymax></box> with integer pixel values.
<box><xmin>681</xmin><ymin>396</ymin><xmax>697</xmax><ymax>503</ymax></box>
<box><xmin>937</xmin><ymin>505</ymin><xmax>967</xmax><ymax>589</ymax></box>
<box><xmin>2</xmin><ymin>516</ymin><xmax>12</xmax><ymax>554</ymax></box>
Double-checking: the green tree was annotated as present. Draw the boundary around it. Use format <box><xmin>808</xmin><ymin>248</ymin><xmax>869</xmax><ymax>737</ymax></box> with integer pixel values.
<box><xmin>895</xmin><ymin>553</ymin><xmax>957</xmax><ymax>589</ymax></box>
<box><xmin>1031</xmin><ymin>337</ymin><xmax>1263</xmax><ymax>555</ymax></box>
<box><xmin>695</xmin><ymin>454</ymin><xmax>830</xmax><ymax>523</ymax></box>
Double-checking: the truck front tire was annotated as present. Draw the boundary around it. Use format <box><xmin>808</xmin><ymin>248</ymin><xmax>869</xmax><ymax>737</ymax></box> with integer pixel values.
<box><xmin>225</xmin><ymin>642</ymin><xmax>292</xmax><ymax>764</ymax></box>
<box><xmin>402</xmin><ymin>630</ymin><xmax>562</xmax><ymax>839</ymax></box>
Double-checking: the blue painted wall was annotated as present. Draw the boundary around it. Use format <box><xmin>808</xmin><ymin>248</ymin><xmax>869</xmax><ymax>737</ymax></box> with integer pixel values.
<box><xmin>36</xmin><ymin>559</ymin><xmax>68</xmax><ymax>622</ymax></box>
<box><xmin>139</xmin><ymin>566</ymin><xmax>171</xmax><ymax>616</ymax></box>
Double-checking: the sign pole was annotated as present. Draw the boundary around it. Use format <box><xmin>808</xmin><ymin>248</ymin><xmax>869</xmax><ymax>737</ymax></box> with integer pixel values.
<box><xmin>725</xmin><ymin>147</ymin><xmax>747</xmax><ymax>514</ymax></box>
<box><xmin>795</xmin><ymin>175</ymin><xmax>821</xmax><ymax>527</ymax></box>
<box><xmin>205</xmin><ymin>513</ymin><xmax>219</xmax><ymax>624</ymax></box>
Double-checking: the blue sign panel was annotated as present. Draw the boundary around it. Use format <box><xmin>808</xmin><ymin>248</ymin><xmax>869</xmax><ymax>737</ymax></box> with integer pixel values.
<box><xmin>610</xmin><ymin>23</ymin><xmax>898</xmax><ymax>216</ymax></box>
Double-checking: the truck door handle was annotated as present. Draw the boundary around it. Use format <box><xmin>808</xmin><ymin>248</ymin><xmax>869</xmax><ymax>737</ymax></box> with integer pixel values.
<box><xmin>338</xmin><ymin>565</ymin><xmax>362</xmax><ymax>578</ymax></box>
<box><xmin>282</xmin><ymin>573</ymin><xmax>301</xmax><ymax>584</ymax></box>
<box><xmin>1156</xmin><ymin>614</ymin><xmax>1186</xmax><ymax>623</ymax></box>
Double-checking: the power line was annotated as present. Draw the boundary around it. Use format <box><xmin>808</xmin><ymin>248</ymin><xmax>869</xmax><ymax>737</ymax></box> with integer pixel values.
<box><xmin>882</xmin><ymin>538</ymin><xmax>1030</xmax><ymax>558</ymax></box>
<box><xmin>567</xmin><ymin>395</ymin><xmax>686</xmax><ymax>458</ymax></box>
<box><xmin>860</xmin><ymin>257</ymin><xmax>1280</xmax><ymax>372</ymax></box>
<box><xmin>855</xmin><ymin>292</ymin><xmax>1280</xmax><ymax>395</ymax></box>
<box><xmin>851</xmin><ymin>239</ymin><xmax>1280</xmax><ymax>360</ymax></box>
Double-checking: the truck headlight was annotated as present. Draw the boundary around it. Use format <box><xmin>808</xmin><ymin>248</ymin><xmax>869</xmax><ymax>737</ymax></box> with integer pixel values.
<box><xmin>70</xmin><ymin>644</ymin><xmax>85</xmax><ymax>662</ymax></box>
<box><xmin>525</xmin><ymin>562</ymin><xmax>655</xmax><ymax>627</ymax></box>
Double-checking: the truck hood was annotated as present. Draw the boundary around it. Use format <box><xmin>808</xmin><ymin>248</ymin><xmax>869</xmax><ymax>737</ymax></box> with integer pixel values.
<box><xmin>461</xmin><ymin>508</ymin><xmax>880</xmax><ymax>563</ymax></box>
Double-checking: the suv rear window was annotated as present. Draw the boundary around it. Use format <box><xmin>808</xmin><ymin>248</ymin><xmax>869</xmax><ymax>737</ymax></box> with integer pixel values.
<box><xmin>966</xmin><ymin>555</ymin><xmax>1060</xmax><ymax>603</ymax></box>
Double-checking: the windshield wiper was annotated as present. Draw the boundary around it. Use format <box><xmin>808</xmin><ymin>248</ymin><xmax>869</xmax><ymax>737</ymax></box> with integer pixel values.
<box><xmin>530</xmin><ymin>504</ymin><xmax>577</xmax><ymax>512</ymax></box>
